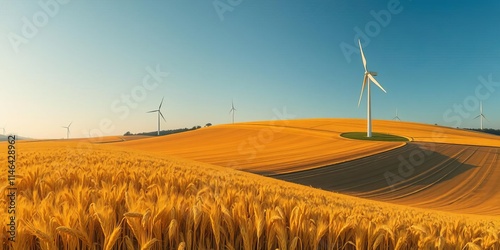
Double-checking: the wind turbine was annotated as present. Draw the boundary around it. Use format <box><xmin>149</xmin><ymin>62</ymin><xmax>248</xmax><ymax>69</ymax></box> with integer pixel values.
<box><xmin>474</xmin><ymin>101</ymin><xmax>488</xmax><ymax>130</ymax></box>
<box><xmin>393</xmin><ymin>109</ymin><xmax>401</xmax><ymax>121</ymax></box>
<box><xmin>357</xmin><ymin>39</ymin><xmax>387</xmax><ymax>138</ymax></box>
<box><xmin>62</xmin><ymin>122</ymin><xmax>72</xmax><ymax>139</ymax></box>
<box><xmin>229</xmin><ymin>100</ymin><xmax>236</xmax><ymax>124</ymax></box>
<box><xmin>147</xmin><ymin>97</ymin><xmax>166</xmax><ymax>136</ymax></box>
<box><xmin>1</xmin><ymin>127</ymin><xmax>5</xmax><ymax>135</ymax></box>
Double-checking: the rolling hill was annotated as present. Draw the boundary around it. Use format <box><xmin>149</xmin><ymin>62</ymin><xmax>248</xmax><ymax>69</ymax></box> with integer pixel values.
<box><xmin>113</xmin><ymin>118</ymin><xmax>500</xmax><ymax>216</ymax></box>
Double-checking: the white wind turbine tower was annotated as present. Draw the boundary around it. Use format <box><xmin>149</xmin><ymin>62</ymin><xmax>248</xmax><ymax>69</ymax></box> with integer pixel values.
<box><xmin>474</xmin><ymin>101</ymin><xmax>488</xmax><ymax>130</ymax></box>
<box><xmin>1</xmin><ymin>127</ymin><xmax>5</xmax><ymax>135</ymax></box>
<box><xmin>229</xmin><ymin>100</ymin><xmax>236</xmax><ymax>124</ymax></box>
<box><xmin>62</xmin><ymin>122</ymin><xmax>72</xmax><ymax>139</ymax></box>
<box><xmin>147</xmin><ymin>97</ymin><xmax>166</xmax><ymax>136</ymax></box>
<box><xmin>357</xmin><ymin>40</ymin><xmax>387</xmax><ymax>137</ymax></box>
<box><xmin>393</xmin><ymin>109</ymin><xmax>401</xmax><ymax>121</ymax></box>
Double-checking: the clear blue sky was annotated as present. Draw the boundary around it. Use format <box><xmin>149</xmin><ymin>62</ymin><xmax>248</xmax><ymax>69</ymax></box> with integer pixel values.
<box><xmin>1</xmin><ymin>0</ymin><xmax>499</xmax><ymax>139</ymax></box>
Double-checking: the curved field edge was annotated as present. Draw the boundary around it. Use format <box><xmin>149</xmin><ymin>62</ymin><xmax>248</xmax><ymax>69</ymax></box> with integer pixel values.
<box><xmin>340</xmin><ymin>132</ymin><xmax>410</xmax><ymax>142</ymax></box>
<box><xmin>1</xmin><ymin>142</ymin><xmax>499</xmax><ymax>249</ymax></box>
<box><xmin>244</xmin><ymin>118</ymin><xmax>500</xmax><ymax>147</ymax></box>
<box><xmin>112</xmin><ymin>118</ymin><xmax>500</xmax><ymax>175</ymax></box>
<box><xmin>115</xmin><ymin>122</ymin><xmax>406</xmax><ymax>174</ymax></box>
<box><xmin>272</xmin><ymin>142</ymin><xmax>500</xmax><ymax>216</ymax></box>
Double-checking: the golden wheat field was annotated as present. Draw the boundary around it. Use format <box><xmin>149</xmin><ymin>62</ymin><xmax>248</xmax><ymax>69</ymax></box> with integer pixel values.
<box><xmin>2</xmin><ymin>118</ymin><xmax>500</xmax><ymax>249</ymax></box>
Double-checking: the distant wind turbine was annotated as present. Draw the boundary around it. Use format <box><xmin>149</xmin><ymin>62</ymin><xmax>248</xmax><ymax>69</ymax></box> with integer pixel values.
<box><xmin>393</xmin><ymin>109</ymin><xmax>401</xmax><ymax>121</ymax></box>
<box><xmin>357</xmin><ymin>40</ymin><xmax>387</xmax><ymax>137</ymax></box>
<box><xmin>229</xmin><ymin>100</ymin><xmax>236</xmax><ymax>124</ymax></box>
<box><xmin>1</xmin><ymin>127</ymin><xmax>5</xmax><ymax>135</ymax></box>
<box><xmin>147</xmin><ymin>97</ymin><xmax>166</xmax><ymax>136</ymax></box>
<box><xmin>474</xmin><ymin>101</ymin><xmax>488</xmax><ymax>130</ymax></box>
<box><xmin>62</xmin><ymin>122</ymin><xmax>72</xmax><ymax>139</ymax></box>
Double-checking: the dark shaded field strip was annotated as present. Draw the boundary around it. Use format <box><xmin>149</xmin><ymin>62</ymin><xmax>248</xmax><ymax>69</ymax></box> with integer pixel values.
<box><xmin>269</xmin><ymin>142</ymin><xmax>500</xmax><ymax>216</ymax></box>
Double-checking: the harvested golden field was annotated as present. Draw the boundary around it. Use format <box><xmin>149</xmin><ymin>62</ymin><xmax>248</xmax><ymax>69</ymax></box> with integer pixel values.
<box><xmin>22</xmin><ymin>135</ymin><xmax>152</xmax><ymax>144</ymax></box>
<box><xmin>116</xmin><ymin>119</ymin><xmax>500</xmax><ymax>175</ymax></box>
<box><xmin>116</xmin><ymin>122</ymin><xmax>405</xmax><ymax>173</ymax></box>
<box><xmin>243</xmin><ymin>118</ymin><xmax>500</xmax><ymax>147</ymax></box>
<box><xmin>1</xmin><ymin>141</ymin><xmax>500</xmax><ymax>249</ymax></box>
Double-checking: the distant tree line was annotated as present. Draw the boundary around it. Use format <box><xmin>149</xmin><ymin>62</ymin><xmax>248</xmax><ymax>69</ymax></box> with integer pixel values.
<box><xmin>464</xmin><ymin>128</ymin><xmax>500</xmax><ymax>136</ymax></box>
<box><xmin>124</xmin><ymin>125</ymin><xmax>206</xmax><ymax>137</ymax></box>
<box><xmin>124</xmin><ymin>127</ymin><xmax>200</xmax><ymax>137</ymax></box>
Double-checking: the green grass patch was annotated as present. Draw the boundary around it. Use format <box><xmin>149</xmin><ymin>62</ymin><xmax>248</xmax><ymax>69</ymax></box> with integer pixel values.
<box><xmin>341</xmin><ymin>132</ymin><xmax>409</xmax><ymax>142</ymax></box>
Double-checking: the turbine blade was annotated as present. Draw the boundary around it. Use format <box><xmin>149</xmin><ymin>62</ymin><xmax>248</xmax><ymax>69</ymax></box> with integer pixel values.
<box><xmin>159</xmin><ymin>111</ymin><xmax>166</xmax><ymax>122</ymax></box>
<box><xmin>358</xmin><ymin>75</ymin><xmax>368</xmax><ymax>107</ymax></box>
<box><xmin>68</xmin><ymin>122</ymin><xmax>72</xmax><ymax>128</ymax></box>
<box><xmin>147</xmin><ymin>110</ymin><xmax>158</xmax><ymax>113</ymax></box>
<box><xmin>473</xmin><ymin>115</ymin><xmax>481</xmax><ymax>119</ymax></box>
<box><xmin>159</xmin><ymin>97</ymin><xmax>164</xmax><ymax>109</ymax></box>
<box><xmin>358</xmin><ymin>39</ymin><xmax>367</xmax><ymax>72</ymax></box>
<box><xmin>482</xmin><ymin>114</ymin><xmax>489</xmax><ymax>122</ymax></box>
<box><xmin>368</xmin><ymin>74</ymin><xmax>387</xmax><ymax>93</ymax></box>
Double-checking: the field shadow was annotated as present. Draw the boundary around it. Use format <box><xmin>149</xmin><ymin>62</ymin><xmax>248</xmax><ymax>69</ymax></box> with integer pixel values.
<box><xmin>259</xmin><ymin>143</ymin><xmax>482</xmax><ymax>195</ymax></box>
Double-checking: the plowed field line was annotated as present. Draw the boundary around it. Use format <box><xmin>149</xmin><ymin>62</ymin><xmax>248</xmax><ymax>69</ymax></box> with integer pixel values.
<box><xmin>272</xmin><ymin>142</ymin><xmax>500</xmax><ymax>216</ymax></box>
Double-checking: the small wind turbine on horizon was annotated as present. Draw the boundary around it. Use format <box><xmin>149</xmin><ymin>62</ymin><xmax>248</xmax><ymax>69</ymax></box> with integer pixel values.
<box><xmin>1</xmin><ymin>127</ymin><xmax>5</xmax><ymax>135</ymax></box>
<box><xmin>393</xmin><ymin>109</ymin><xmax>401</xmax><ymax>121</ymax></box>
<box><xmin>474</xmin><ymin>101</ymin><xmax>488</xmax><ymax>130</ymax></box>
<box><xmin>147</xmin><ymin>97</ymin><xmax>166</xmax><ymax>136</ymax></box>
<box><xmin>62</xmin><ymin>122</ymin><xmax>72</xmax><ymax>139</ymax></box>
<box><xmin>229</xmin><ymin>100</ymin><xmax>236</xmax><ymax>124</ymax></box>
<box><xmin>357</xmin><ymin>40</ymin><xmax>387</xmax><ymax>137</ymax></box>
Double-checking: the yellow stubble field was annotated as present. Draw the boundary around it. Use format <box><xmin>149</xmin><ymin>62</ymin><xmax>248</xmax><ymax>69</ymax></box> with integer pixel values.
<box><xmin>116</xmin><ymin>118</ymin><xmax>500</xmax><ymax>173</ymax></box>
